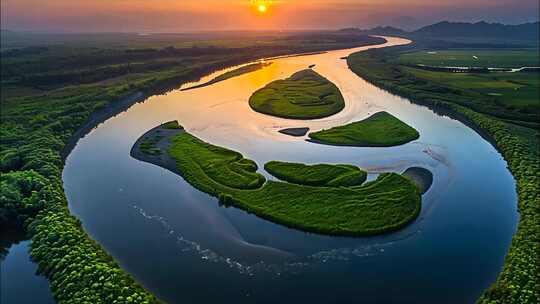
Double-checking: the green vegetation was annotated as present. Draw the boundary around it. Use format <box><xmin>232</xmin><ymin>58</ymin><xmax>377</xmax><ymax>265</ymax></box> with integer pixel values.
<box><xmin>0</xmin><ymin>171</ymin><xmax>47</xmax><ymax>229</ymax></box>
<box><xmin>170</xmin><ymin>134</ymin><xmax>265</xmax><ymax>190</ymax></box>
<box><xmin>353</xmin><ymin>47</ymin><xmax>539</xmax><ymax>127</ymax></box>
<box><xmin>166</xmin><ymin>131</ymin><xmax>421</xmax><ymax>235</ymax></box>
<box><xmin>309</xmin><ymin>111</ymin><xmax>420</xmax><ymax>147</ymax></box>
<box><xmin>397</xmin><ymin>49</ymin><xmax>540</xmax><ymax>68</ymax></box>
<box><xmin>347</xmin><ymin>46</ymin><xmax>539</xmax><ymax>304</ymax></box>
<box><xmin>0</xmin><ymin>32</ymin><xmax>385</xmax><ymax>302</ymax></box>
<box><xmin>161</xmin><ymin>120</ymin><xmax>182</xmax><ymax>129</ymax></box>
<box><xmin>401</xmin><ymin>66</ymin><xmax>540</xmax><ymax>110</ymax></box>
<box><xmin>139</xmin><ymin>135</ymin><xmax>163</xmax><ymax>156</ymax></box>
<box><xmin>249</xmin><ymin>69</ymin><xmax>345</xmax><ymax>119</ymax></box>
<box><xmin>182</xmin><ymin>62</ymin><xmax>272</xmax><ymax>90</ymax></box>
<box><xmin>264</xmin><ymin>161</ymin><xmax>367</xmax><ymax>187</ymax></box>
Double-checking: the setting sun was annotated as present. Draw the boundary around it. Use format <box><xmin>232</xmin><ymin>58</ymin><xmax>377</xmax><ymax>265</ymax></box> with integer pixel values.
<box><xmin>258</xmin><ymin>4</ymin><xmax>267</xmax><ymax>13</ymax></box>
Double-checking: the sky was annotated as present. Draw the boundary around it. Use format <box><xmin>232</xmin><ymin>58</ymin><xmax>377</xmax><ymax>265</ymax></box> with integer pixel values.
<box><xmin>1</xmin><ymin>0</ymin><xmax>539</xmax><ymax>32</ymax></box>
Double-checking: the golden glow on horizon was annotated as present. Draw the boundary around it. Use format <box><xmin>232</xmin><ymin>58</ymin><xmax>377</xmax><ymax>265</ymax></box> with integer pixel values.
<box><xmin>252</xmin><ymin>1</ymin><xmax>271</xmax><ymax>15</ymax></box>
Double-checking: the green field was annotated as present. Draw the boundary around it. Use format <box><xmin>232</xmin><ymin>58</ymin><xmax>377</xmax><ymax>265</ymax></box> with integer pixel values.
<box><xmin>166</xmin><ymin>131</ymin><xmax>421</xmax><ymax>235</ymax></box>
<box><xmin>348</xmin><ymin>48</ymin><xmax>539</xmax><ymax>125</ymax></box>
<box><xmin>394</xmin><ymin>49</ymin><xmax>540</xmax><ymax>112</ymax></box>
<box><xmin>401</xmin><ymin>66</ymin><xmax>540</xmax><ymax>108</ymax></box>
<box><xmin>249</xmin><ymin>69</ymin><xmax>345</xmax><ymax>119</ymax></box>
<box><xmin>398</xmin><ymin>49</ymin><xmax>540</xmax><ymax>68</ymax></box>
<box><xmin>309</xmin><ymin>111</ymin><xmax>420</xmax><ymax>147</ymax></box>
<box><xmin>264</xmin><ymin>161</ymin><xmax>367</xmax><ymax>187</ymax></box>
<box><xmin>170</xmin><ymin>133</ymin><xmax>265</xmax><ymax>190</ymax></box>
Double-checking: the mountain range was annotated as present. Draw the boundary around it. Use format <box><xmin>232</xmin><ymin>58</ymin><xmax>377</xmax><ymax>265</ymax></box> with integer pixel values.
<box><xmin>341</xmin><ymin>21</ymin><xmax>539</xmax><ymax>42</ymax></box>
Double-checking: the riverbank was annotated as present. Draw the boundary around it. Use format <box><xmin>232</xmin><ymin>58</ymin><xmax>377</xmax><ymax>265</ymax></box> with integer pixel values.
<box><xmin>346</xmin><ymin>46</ymin><xmax>539</xmax><ymax>304</ymax></box>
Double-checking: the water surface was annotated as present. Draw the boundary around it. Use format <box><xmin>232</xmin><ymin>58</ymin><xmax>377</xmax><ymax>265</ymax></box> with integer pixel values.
<box><xmin>61</xmin><ymin>37</ymin><xmax>518</xmax><ymax>304</ymax></box>
<box><xmin>1</xmin><ymin>241</ymin><xmax>55</xmax><ymax>304</ymax></box>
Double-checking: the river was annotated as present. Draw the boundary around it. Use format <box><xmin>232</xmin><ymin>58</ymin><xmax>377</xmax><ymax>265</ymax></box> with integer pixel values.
<box><xmin>2</xmin><ymin>37</ymin><xmax>518</xmax><ymax>304</ymax></box>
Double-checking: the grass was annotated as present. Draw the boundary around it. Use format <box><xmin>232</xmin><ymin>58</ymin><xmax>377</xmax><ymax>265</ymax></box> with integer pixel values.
<box><xmin>140</xmin><ymin>138</ymin><xmax>162</xmax><ymax>155</ymax></box>
<box><xmin>169</xmin><ymin>133</ymin><xmax>265</xmax><ymax>190</ymax></box>
<box><xmin>401</xmin><ymin>66</ymin><xmax>540</xmax><ymax>108</ymax></box>
<box><xmin>264</xmin><ymin>161</ymin><xmax>367</xmax><ymax>187</ymax></box>
<box><xmin>167</xmin><ymin>131</ymin><xmax>421</xmax><ymax>236</ymax></box>
<box><xmin>248</xmin><ymin>69</ymin><xmax>345</xmax><ymax>119</ymax></box>
<box><xmin>308</xmin><ymin>111</ymin><xmax>420</xmax><ymax>147</ymax></box>
<box><xmin>397</xmin><ymin>49</ymin><xmax>540</xmax><ymax>68</ymax></box>
<box><xmin>347</xmin><ymin>45</ymin><xmax>539</xmax><ymax>304</ymax></box>
<box><xmin>347</xmin><ymin>46</ymin><xmax>539</xmax><ymax>126</ymax></box>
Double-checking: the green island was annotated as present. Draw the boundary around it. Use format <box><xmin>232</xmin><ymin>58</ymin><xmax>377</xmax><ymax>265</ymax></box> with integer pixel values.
<box><xmin>347</xmin><ymin>45</ymin><xmax>539</xmax><ymax>304</ymax></box>
<box><xmin>181</xmin><ymin>62</ymin><xmax>272</xmax><ymax>91</ymax></box>
<box><xmin>264</xmin><ymin>161</ymin><xmax>367</xmax><ymax>187</ymax></box>
<box><xmin>308</xmin><ymin>111</ymin><xmax>420</xmax><ymax>146</ymax></box>
<box><xmin>0</xmin><ymin>32</ymin><xmax>385</xmax><ymax>303</ymax></box>
<box><xmin>131</xmin><ymin>128</ymin><xmax>422</xmax><ymax>236</ymax></box>
<box><xmin>248</xmin><ymin>69</ymin><xmax>345</xmax><ymax>119</ymax></box>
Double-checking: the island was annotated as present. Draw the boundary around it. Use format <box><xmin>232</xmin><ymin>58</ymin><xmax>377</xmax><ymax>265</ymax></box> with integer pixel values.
<box><xmin>131</xmin><ymin>121</ymin><xmax>423</xmax><ymax>236</ymax></box>
<box><xmin>181</xmin><ymin>62</ymin><xmax>272</xmax><ymax>91</ymax></box>
<box><xmin>264</xmin><ymin>161</ymin><xmax>367</xmax><ymax>187</ymax></box>
<box><xmin>278</xmin><ymin>127</ymin><xmax>310</xmax><ymax>137</ymax></box>
<box><xmin>248</xmin><ymin>69</ymin><xmax>345</xmax><ymax>119</ymax></box>
<box><xmin>308</xmin><ymin>111</ymin><xmax>420</xmax><ymax>147</ymax></box>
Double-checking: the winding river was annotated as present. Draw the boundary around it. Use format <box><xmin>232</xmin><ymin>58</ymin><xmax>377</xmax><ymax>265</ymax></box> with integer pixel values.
<box><xmin>6</xmin><ymin>37</ymin><xmax>518</xmax><ymax>303</ymax></box>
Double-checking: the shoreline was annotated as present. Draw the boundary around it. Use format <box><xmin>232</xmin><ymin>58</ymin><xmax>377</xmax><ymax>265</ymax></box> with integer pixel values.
<box><xmin>346</xmin><ymin>48</ymin><xmax>539</xmax><ymax>303</ymax></box>
<box><xmin>130</xmin><ymin>122</ymin><xmax>185</xmax><ymax>174</ymax></box>
<box><xmin>60</xmin><ymin>38</ymin><xmax>390</xmax><ymax>163</ymax></box>
<box><xmin>131</xmin><ymin>122</ymin><xmax>425</xmax><ymax>238</ymax></box>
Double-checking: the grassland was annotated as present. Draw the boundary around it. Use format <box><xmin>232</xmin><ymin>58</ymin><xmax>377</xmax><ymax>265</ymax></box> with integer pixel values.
<box><xmin>347</xmin><ymin>45</ymin><xmax>539</xmax><ymax>304</ymax></box>
<box><xmin>395</xmin><ymin>49</ymin><xmax>540</xmax><ymax>117</ymax></box>
<box><xmin>348</xmin><ymin>46</ymin><xmax>539</xmax><ymax>127</ymax></box>
<box><xmin>182</xmin><ymin>62</ymin><xmax>271</xmax><ymax>91</ymax></box>
<box><xmin>264</xmin><ymin>161</ymin><xmax>367</xmax><ymax>187</ymax></box>
<box><xmin>397</xmin><ymin>49</ymin><xmax>540</xmax><ymax>68</ymax></box>
<box><xmin>139</xmin><ymin>135</ymin><xmax>164</xmax><ymax>156</ymax></box>
<box><xmin>249</xmin><ymin>69</ymin><xmax>345</xmax><ymax>119</ymax></box>
<box><xmin>165</xmin><ymin>131</ymin><xmax>421</xmax><ymax>235</ymax></box>
<box><xmin>170</xmin><ymin>133</ymin><xmax>265</xmax><ymax>190</ymax></box>
<box><xmin>401</xmin><ymin>66</ymin><xmax>540</xmax><ymax>109</ymax></box>
<box><xmin>309</xmin><ymin>111</ymin><xmax>420</xmax><ymax>147</ymax></box>
<box><xmin>0</xmin><ymin>32</ymin><xmax>385</xmax><ymax>303</ymax></box>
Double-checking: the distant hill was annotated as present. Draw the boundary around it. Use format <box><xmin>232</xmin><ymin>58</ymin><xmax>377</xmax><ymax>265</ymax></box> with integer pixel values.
<box><xmin>412</xmin><ymin>21</ymin><xmax>539</xmax><ymax>41</ymax></box>
<box><xmin>339</xmin><ymin>21</ymin><xmax>539</xmax><ymax>45</ymax></box>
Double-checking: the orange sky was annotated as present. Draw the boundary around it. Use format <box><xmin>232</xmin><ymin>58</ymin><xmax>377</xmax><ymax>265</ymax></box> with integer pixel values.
<box><xmin>2</xmin><ymin>0</ymin><xmax>538</xmax><ymax>32</ymax></box>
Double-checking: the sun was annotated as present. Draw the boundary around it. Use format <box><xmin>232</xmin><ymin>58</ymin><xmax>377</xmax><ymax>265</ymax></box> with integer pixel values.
<box><xmin>258</xmin><ymin>4</ymin><xmax>267</xmax><ymax>13</ymax></box>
